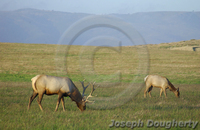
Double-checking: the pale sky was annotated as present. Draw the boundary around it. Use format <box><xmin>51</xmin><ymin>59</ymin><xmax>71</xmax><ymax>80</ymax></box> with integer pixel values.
<box><xmin>0</xmin><ymin>0</ymin><xmax>200</xmax><ymax>14</ymax></box>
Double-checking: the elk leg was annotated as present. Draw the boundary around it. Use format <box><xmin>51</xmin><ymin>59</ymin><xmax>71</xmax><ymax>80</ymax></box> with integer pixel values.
<box><xmin>148</xmin><ymin>91</ymin><xmax>152</xmax><ymax>97</ymax></box>
<box><xmin>61</xmin><ymin>97</ymin><xmax>65</xmax><ymax>112</ymax></box>
<box><xmin>55</xmin><ymin>93</ymin><xmax>63</xmax><ymax>112</ymax></box>
<box><xmin>163</xmin><ymin>89</ymin><xmax>167</xmax><ymax>98</ymax></box>
<box><xmin>144</xmin><ymin>84</ymin><xmax>151</xmax><ymax>98</ymax></box>
<box><xmin>144</xmin><ymin>89</ymin><xmax>147</xmax><ymax>98</ymax></box>
<box><xmin>37</xmin><ymin>93</ymin><xmax>44</xmax><ymax>111</ymax></box>
<box><xmin>160</xmin><ymin>88</ymin><xmax>162</xmax><ymax>97</ymax></box>
<box><xmin>148</xmin><ymin>86</ymin><xmax>153</xmax><ymax>97</ymax></box>
<box><xmin>28</xmin><ymin>92</ymin><xmax>38</xmax><ymax>110</ymax></box>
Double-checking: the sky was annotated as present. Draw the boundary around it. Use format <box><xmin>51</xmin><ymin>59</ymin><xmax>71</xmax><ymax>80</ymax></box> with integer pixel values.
<box><xmin>0</xmin><ymin>0</ymin><xmax>200</xmax><ymax>14</ymax></box>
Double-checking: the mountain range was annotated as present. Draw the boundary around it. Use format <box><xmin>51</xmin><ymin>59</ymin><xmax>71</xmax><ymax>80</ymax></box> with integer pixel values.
<box><xmin>0</xmin><ymin>8</ymin><xmax>200</xmax><ymax>45</ymax></box>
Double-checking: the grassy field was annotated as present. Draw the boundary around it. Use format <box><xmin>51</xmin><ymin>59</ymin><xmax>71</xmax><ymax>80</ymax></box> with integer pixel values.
<box><xmin>0</xmin><ymin>40</ymin><xmax>200</xmax><ymax>129</ymax></box>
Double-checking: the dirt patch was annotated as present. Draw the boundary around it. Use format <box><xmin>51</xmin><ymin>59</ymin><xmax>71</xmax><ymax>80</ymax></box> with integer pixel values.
<box><xmin>170</xmin><ymin>46</ymin><xmax>200</xmax><ymax>51</ymax></box>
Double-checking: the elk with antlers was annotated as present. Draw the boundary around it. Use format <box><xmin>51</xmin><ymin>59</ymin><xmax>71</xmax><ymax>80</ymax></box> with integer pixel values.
<box><xmin>28</xmin><ymin>75</ymin><xmax>97</xmax><ymax>112</ymax></box>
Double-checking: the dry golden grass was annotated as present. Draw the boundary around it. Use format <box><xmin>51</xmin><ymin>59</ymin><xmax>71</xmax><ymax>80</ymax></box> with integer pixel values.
<box><xmin>0</xmin><ymin>40</ymin><xmax>200</xmax><ymax>84</ymax></box>
<box><xmin>0</xmin><ymin>42</ymin><xmax>57</xmax><ymax>75</ymax></box>
<box><xmin>146</xmin><ymin>40</ymin><xmax>200</xmax><ymax>84</ymax></box>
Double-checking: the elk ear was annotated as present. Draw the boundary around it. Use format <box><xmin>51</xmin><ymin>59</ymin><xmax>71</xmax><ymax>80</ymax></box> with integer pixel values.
<box><xmin>177</xmin><ymin>87</ymin><xmax>179</xmax><ymax>92</ymax></box>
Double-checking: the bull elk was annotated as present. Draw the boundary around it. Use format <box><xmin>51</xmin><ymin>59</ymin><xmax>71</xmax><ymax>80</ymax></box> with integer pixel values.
<box><xmin>144</xmin><ymin>75</ymin><xmax>180</xmax><ymax>98</ymax></box>
<box><xmin>28</xmin><ymin>75</ymin><xmax>97</xmax><ymax>111</ymax></box>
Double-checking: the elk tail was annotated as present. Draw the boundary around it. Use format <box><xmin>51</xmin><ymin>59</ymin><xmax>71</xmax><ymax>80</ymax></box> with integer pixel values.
<box><xmin>144</xmin><ymin>75</ymin><xmax>149</xmax><ymax>82</ymax></box>
<box><xmin>31</xmin><ymin>75</ymin><xmax>40</xmax><ymax>92</ymax></box>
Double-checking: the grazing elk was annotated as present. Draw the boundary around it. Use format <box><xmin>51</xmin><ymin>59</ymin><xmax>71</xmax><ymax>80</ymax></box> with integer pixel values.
<box><xmin>28</xmin><ymin>75</ymin><xmax>97</xmax><ymax>112</ymax></box>
<box><xmin>144</xmin><ymin>75</ymin><xmax>180</xmax><ymax>98</ymax></box>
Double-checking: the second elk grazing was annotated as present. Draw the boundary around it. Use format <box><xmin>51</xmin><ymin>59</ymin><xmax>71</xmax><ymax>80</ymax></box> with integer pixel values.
<box><xmin>28</xmin><ymin>75</ymin><xmax>97</xmax><ymax>112</ymax></box>
<box><xmin>144</xmin><ymin>75</ymin><xmax>180</xmax><ymax>98</ymax></box>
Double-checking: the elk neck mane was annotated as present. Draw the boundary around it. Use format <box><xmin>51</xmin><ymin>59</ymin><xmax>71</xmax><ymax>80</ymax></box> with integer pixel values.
<box><xmin>166</xmin><ymin>78</ymin><xmax>177</xmax><ymax>91</ymax></box>
<box><xmin>69</xmin><ymin>83</ymin><xmax>83</xmax><ymax>103</ymax></box>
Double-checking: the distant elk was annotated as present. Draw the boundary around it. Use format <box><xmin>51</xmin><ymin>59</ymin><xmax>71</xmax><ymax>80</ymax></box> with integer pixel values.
<box><xmin>28</xmin><ymin>75</ymin><xmax>97</xmax><ymax>111</ymax></box>
<box><xmin>144</xmin><ymin>75</ymin><xmax>180</xmax><ymax>98</ymax></box>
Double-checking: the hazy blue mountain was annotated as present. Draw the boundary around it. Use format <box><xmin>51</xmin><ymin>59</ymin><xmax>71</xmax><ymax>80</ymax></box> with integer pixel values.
<box><xmin>0</xmin><ymin>8</ymin><xmax>199</xmax><ymax>45</ymax></box>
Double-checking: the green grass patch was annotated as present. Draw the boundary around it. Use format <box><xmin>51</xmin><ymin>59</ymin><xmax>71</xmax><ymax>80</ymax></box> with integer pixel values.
<box><xmin>0</xmin><ymin>73</ymin><xmax>33</xmax><ymax>82</ymax></box>
<box><xmin>0</xmin><ymin>82</ymin><xmax>199</xmax><ymax>129</ymax></box>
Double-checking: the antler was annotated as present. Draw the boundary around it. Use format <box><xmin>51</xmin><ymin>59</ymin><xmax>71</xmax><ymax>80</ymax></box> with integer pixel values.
<box><xmin>85</xmin><ymin>82</ymin><xmax>99</xmax><ymax>103</ymax></box>
<box><xmin>79</xmin><ymin>79</ymin><xmax>90</xmax><ymax>97</ymax></box>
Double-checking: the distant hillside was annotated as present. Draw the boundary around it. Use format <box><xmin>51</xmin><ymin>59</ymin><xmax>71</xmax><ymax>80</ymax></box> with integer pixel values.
<box><xmin>0</xmin><ymin>9</ymin><xmax>200</xmax><ymax>45</ymax></box>
<box><xmin>148</xmin><ymin>39</ymin><xmax>200</xmax><ymax>52</ymax></box>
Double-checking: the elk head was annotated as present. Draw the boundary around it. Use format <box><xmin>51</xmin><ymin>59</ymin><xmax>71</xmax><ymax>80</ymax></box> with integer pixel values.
<box><xmin>78</xmin><ymin>80</ymin><xmax>98</xmax><ymax>111</ymax></box>
<box><xmin>175</xmin><ymin>87</ymin><xmax>180</xmax><ymax>98</ymax></box>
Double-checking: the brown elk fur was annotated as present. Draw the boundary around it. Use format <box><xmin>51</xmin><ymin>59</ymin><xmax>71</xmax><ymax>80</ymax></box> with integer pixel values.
<box><xmin>144</xmin><ymin>75</ymin><xmax>180</xmax><ymax>98</ymax></box>
<box><xmin>69</xmin><ymin>88</ymin><xmax>86</xmax><ymax>111</ymax></box>
<box><xmin>28</xmin><ymin>75</ymin><xmax>86</xmax><ymax>111</ymax></box>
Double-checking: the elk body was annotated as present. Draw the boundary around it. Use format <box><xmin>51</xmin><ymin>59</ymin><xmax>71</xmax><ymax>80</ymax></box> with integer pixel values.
<box><xmin>28</xmin><ymin>75</ymin><xmax>96</xmax><ymax>112</ymax></box>
<box><xmin>144</xmin><ymin>75</ymin><xmax>180</xmax><ymax>98</ymax></box>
